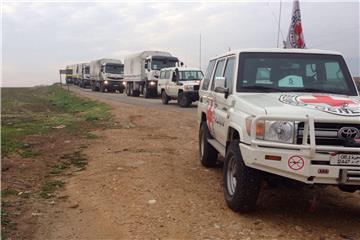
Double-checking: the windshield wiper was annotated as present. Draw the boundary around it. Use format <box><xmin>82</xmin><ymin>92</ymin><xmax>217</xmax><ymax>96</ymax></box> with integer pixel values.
<box><xmin>241</xmin><ymin>86</ymin><xmax>280</xmax><ymax>92</ymax></box>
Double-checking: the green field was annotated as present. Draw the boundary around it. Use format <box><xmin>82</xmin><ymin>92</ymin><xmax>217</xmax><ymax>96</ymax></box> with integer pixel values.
<box><xmin>1</xmin><ymin>85</ymin><xmax>110</xmax><ymax>157</ymax></box>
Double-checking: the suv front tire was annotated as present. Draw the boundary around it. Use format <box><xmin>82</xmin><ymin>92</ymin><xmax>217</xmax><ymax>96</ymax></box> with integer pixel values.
<box><xmin>224</xmin><ymin>141</ymin><xmax>262</xmax><ymax>213</ymax></box>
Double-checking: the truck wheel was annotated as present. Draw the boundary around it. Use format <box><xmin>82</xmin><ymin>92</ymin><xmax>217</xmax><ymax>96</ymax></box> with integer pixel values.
<box><xmin>126</xmin><ymin>84</ymin><xmax>131</xmax><ymax>96</ymax></box>
<box><xmin>161</xmin><ymin>90</ymin><xmax>169</xmax><ymax>104</ymax></box>
<box><xmin>178</xmin><ymin>92</ymin><xmax>191</xmax><ymax>107</ymax></box>
<box><xmin>224</xmin><ymin>141</ymin><xmax>262</xmax><ymax>213</ymax></box>
<box><xmin>199</xmin><ymin>122</ymin><xmax>218</xmax><ymax>167</ymax></box>
<box><xmin>133</xmin><ymin>90</ymin><xmax>140</xmax><ymax>97</ymax></box>
<box><xmin>143</xmin><ymin>86</ymin><xmax>150</xmax><ymax>98</ymax></box>
<box><xmin>100</xmin><ymin>83</ymin><xmax>105</xmax><ymax>93</ymax></box>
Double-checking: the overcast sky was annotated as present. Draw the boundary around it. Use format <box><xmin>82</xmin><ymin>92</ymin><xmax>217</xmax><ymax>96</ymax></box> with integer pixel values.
<box><xmin>2</xmin><ymin>0</ymin><xmax>359</xmax><ymax>87</ymax></box>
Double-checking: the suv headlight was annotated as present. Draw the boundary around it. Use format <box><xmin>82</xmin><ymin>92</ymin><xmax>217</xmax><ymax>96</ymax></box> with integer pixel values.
<box><xmin>184</xmin><ymin>85</ymin><xmax>194</xmax><ymax>91</ymax></box>
<box><xmin>264</xmin><ymin>121</ymin><xmax>295</xmax><ymax>143</ymax></box>
<box><xmin>246</xmin><ymin>118</ymin><xmax>296</xmax><ymax>144</ymax></box>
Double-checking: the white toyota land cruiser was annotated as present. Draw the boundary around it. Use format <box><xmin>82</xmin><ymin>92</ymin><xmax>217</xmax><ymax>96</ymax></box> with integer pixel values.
<box><xmin>158</xmin><ymin>67</ymin><xmax>203</xmax><ymax>107</ymax></box>
<box><xmin>198</xmin><ymin>48</ymin><xmax>360</xmax><ymax>213</ymax></box>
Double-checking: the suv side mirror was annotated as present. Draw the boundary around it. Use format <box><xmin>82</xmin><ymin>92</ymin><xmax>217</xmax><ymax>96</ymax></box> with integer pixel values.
<box><xmin>214</xmin><ymin>77</ymin><xmax>229</xmax><ymax>98</ymax></box>
<box><xmin>144</xmin><ymin>63</ymin><xmax>148</xmax><ymax>69</ymax></box>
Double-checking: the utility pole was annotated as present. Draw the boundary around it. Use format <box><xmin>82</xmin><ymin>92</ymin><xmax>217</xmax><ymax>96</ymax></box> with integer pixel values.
<box><xmin>277</xmin><ymin>0</ymin><xmax>282</xmax><ymax>48</ymax></box>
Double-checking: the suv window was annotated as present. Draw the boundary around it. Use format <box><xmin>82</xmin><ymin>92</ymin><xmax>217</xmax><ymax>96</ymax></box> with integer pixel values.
<box><xmin>165</xmin><ymin>70</ymin><xmax>170</xmax><ymax>79</ymax></box>
<box><xmin>160</xmin><ymin>71</ymin><xmax>165</xmax><ymax>79</ymax></box>
<box><xmin>211</xmin><ymin>59</ymin><xmax>226</xmax><ymax>90</ymax></box>
<box><xmin>201</xmin><ymin>60</ymin><xmax>216</xmax><ymax>90</ymax></box>
<box><xmin>223</xmin><ymin>57</ymin><xmax>235</xmax><ymax>91</ymax></box>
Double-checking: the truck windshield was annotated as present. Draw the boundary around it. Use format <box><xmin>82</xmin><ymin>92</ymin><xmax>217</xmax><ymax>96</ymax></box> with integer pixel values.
<box><xmin>105</xmin><ymin>64</ymin><xmax>124</xmax><ymax>74</ymax></box>
<box><xmin>237</xmin><ymin>53</ymin><xmax>358</xmax><ymax>96</ymax></box>
<box><xmin>179</xmin><ymin>71</ymin><xmax>204</xmax><ymax>81</ymax></box>
<box><xmin>85</xmin><ymin>66</ymin><xmax>90</xmax><ymax>74</ymax></box>
<box><xmin>151</xmin><ymin>59</ymin><xmax>177</xmax><ymax>70</ymax></box>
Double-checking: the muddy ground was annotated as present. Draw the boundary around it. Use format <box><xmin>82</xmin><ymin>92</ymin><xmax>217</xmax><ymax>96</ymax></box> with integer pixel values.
<box><xmin>32</xmin><ymin>89</ymin><xmax>360</xmax><ymax>240</ymax></box>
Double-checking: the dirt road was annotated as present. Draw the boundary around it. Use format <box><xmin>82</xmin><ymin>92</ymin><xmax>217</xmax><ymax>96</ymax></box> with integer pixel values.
<box><xmin>35</xmin><ymin>88</ymin><xmax>360</xmax><ymax>240</ymax></box>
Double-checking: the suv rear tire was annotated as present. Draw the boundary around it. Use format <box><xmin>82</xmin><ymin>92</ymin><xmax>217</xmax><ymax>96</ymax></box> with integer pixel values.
<box><xmin>161</xmin><ymin>90</ymin><xmax>170</xmax><ymax>104</ymax></box>
<box><xmin>178</xmin><ymin>92</ymin><xmax>191</xmax><ymax>107</ymax></box>
<box><xmin>224</xmin><ymin>141</ymin><xmax>262</xmax><ymax>213</ymax></box>
<box><xmin>199</xmin><ymin>122</ymin><xmax>218</xmax><ymax>167</ymax></box>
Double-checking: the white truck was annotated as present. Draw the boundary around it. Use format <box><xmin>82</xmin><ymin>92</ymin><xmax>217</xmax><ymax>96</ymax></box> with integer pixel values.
<box><xmin>79</xmin><ymin>63</ymin><xmax>91</xmax><ymax>88</ymax></box>
<box><xmin>198</xmin><ymin>48</ymin><xmax>360</xmax><ymax>212</ymax></box>
<box><xmin>90</xmin><ymin>58</ymin><xmax>124</xmax><ymax>93</ymax></box>
<box><xmin>123</xmin><ymin>51</ymin><xmax>179</xmax><ymax>98</ymax></box>
<box><xmin>67</xmin><ymin>64</ymin><xmax>80</xmax><ymax>84</ymax></box>
<box><xmin>158</xmin><ymin>67</ymin><xmax>203</xmax><ymax>107</ymax></box>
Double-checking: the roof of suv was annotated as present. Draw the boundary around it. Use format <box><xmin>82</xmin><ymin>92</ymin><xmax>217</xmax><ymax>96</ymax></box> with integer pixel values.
<box><xmin>210</xmin><ymin>48</ymin><xmax>342</xmax><ymax>60</ymax></box>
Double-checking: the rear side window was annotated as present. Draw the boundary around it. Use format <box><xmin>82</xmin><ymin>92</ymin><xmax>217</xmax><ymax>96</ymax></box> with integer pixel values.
<box><xmin>211</xmin><ymin>59</ymin><xmax>226</xmax><ymax>90</ymax></box>
<box><xmin>160</xmin><ymin>71</ymin><xmax>165</xmax><ymax>79</ymax></box>
<box><xmin>165</xmin><ymin>70</ymin><xmax>170</xmax><ymax>79</ymax></box>
<box><xmin>201</xmin><ymin>60</ymin><xmax>216</xmax><ymax>90</ymax></box>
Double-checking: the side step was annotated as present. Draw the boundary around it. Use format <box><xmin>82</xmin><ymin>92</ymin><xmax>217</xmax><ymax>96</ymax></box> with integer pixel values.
<box><xmin>207</xmin><ymin>139</ymin><xmax>226</xmax><ymax>157</ymax></box>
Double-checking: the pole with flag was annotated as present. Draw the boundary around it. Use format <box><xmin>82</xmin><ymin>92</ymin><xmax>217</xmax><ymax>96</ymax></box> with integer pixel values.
<box><xmin>284</xmin><ymin>0</ymin><xmax>306</xmax><ymax>48</ymax></box>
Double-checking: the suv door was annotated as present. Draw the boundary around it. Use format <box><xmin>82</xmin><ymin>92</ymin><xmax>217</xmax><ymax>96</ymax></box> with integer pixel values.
<box><xmin>207</xmin><ymin>58</ymin><xmax>226</xmax><ymax>137</ymax></box>
<box><xmin>213</xmin><ymin>56</ymin><xmax>236</xmax><ymax>145</ymax></box>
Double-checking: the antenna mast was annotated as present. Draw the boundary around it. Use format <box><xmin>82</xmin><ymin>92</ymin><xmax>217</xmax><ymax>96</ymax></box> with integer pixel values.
<box><xmin>199</xmin><ymin>34</ymin><xmax>202</xmax><ymax>70</ymax></box>
<box><xmin>277</xmin><ymin>0</ymin><xmax>282</xmax><ymax>48</ymax></box>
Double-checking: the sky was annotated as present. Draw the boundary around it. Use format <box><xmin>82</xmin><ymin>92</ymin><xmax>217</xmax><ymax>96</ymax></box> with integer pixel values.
<box><xmin>1</xmin><ymin>0</ymin><xmax>359</xmax><ymax>87</ymax></box>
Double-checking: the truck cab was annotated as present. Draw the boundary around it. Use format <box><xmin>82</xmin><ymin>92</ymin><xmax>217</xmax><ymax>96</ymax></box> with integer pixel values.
<box><xmin>158</xmin><ymin>67</ymin><xmax>203</xmax><ymax>107</ymax></box>
<box><xmin>99</xmin><ymin>63</ymin><xmax>124</xmax><ymax>92</ymax></box>
<box><xmin>198</xmin><ymin>48</ymin><xmax>360</xmax><ymax>212</ymax></box>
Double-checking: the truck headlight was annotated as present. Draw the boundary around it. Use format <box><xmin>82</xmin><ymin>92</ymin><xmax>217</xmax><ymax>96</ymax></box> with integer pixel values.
<box><xmin>264</xmin><ymin>121</ymin><xmax>295</xmax><ymax>143</ymax></box>
<box><xmin>104</xmin><ymin>80</ymin><xmax>108</xmax><ymax>85</ymax></box>
<box><xmin>149</xmin><ymin>81</ymin><xmax>156</xmax><ymax>86</ymax></box>
<box><xmin>184</xmin><ymin>85</ymin><xmax>194</xmax><ymax>91</ymax></box>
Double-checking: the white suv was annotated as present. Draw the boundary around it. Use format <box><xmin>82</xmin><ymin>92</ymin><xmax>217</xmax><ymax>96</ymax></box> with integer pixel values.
<box><xmin>198</xmin><ymin>48</ymin><xmax>360</xmax><ymax>212</ymax></box>
<box><xmin>158</xmin><ymin>67</ymin><xmax>203</xmax><ymax>107</ymax></box>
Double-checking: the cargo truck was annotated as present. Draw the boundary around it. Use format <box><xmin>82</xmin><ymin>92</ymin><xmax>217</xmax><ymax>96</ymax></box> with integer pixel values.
<box><xmin>79</xmin><ymin>63</ymin><xmax>91</xmax><ymax>88</ymax></box>
<box><xmin>123</xmin><ymin>51</ymin><xmax>179</xmax><ymax>98</ymax></box>
<box><xmin>90</xmin><ymin>58</ymin><xmax>125</xmax><ymax>93</ymax></box>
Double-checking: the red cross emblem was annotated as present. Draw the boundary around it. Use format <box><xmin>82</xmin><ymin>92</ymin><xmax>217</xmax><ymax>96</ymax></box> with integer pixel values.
<box><xmin>206</xmin><ymin>101</ymin><xmax>214</xmax><ymax>131</ymax></box>
<box><xmin>299</xmin><ymin>95</ymin><xmax>354</xmax><ymax>107</ymax></box>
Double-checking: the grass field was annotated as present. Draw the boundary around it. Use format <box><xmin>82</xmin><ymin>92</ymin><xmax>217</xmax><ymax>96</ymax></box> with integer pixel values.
<box><xmin>1</xmin><ymin>85</ymin><xmax>110</xmax><ymax>157</ymax></box>
<box><xmin>1</xmin><ymin>85</ymin><xmax>111</xmax><ymax>239</ymax></box>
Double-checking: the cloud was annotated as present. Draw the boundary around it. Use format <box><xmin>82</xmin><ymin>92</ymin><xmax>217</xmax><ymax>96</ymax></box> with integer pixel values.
<box><xmin>2</xmin><ymin>1</ymin><xmax>359</xmax><ymax>87</ymax></box>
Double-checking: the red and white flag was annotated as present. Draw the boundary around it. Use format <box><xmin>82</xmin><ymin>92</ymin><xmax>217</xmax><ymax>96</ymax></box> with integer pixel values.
<box><xmin>284</xmin><ymin>0</ymin><xmax>306</xmax><ymax>48</ymax></box>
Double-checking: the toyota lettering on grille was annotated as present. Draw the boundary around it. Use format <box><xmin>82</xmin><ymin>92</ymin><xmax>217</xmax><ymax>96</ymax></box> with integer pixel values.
<box><xmin>338</xmin><ymin>127</ymin><xmax>360</xmax><ymax>140</ymax></box>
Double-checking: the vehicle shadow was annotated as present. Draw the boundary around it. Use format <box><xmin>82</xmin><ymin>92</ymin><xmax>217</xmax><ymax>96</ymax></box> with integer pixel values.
<box><xmin>209</xmin><ymin>164</ymin><xmax>360</xmax><ymax>235</ymax></box>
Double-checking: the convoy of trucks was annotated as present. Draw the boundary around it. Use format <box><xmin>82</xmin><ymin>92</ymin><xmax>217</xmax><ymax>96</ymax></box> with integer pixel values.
<box><xmin>90</xmin><ymin>58</ymin><xmax>124</xmax><ymax>93</ymax></box>
<box><xmin>123</xmin><ymin>51</ymin><xmax>179</xmax><ymax>98</ymax></box>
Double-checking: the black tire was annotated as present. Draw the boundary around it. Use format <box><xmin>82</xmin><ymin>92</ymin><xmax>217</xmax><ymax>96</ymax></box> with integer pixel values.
<box><xmin>339</xmin><ymin>185</ymin><xmax>358</xmax><ymax>193</ymax></box>
<box><xmin>178</xmin><ymin>92</ymin><xmax>191</xmax><ymax>107</ymax></box>
<box><xmin>126</xmin><ymin>83</ymin><xmax>132</xmax><ymax>96</ymax></box>
<box><xmin>119</xmin><ymin>89</ymin><xmax>124</xmax><ymax>94</ymax></box>
<box><xmin>161</xmin><ymin>90</ymin><xmax>169</xmax><ymax>104</ymax></box>
<box><xmin>223</xmin><ymin>141</ymin><xmax>262</xmax><ymax>213</ymax></box>
<box><xmin>100</xmin><ymin>83</ymin><xmax>105</xmax><ymax>93</ymax></box>
<box><xmin>133</xmin><ymin>90</ymin><xmax>140</xmax><ymax>97</ymax></box>
<box><xmin>143</xmin><ymin>85</ymin><xmax>150</xmax><ymax>98</ymax></box>
<box><xmin>199</xmin><ymin>122</ymin><xmax>218</xmax><ymax>167</ymax></box>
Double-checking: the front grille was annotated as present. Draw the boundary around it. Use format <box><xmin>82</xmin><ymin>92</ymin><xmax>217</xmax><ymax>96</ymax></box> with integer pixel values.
<box><xmin>297</xmin><ymin>122</ymin><xmax>360</xmax><ymax>146</ymax></box>
<box><xmin>194</xmin><ymin>85</ymin><xmax>200</xmax><ymax>91</ymax></box>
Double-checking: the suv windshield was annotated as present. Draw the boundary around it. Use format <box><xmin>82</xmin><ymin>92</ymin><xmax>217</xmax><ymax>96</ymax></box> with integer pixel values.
<box><xmin>237</xmin><ymin>53</ymin><xmax>357</xmax><ymax>96</ymax></box>
<box><xmin>105</xmin><ymin>64</ymin><xmax>124</xmax><ymax>74</ymax></box>
<box><xmin>152</xmin><ymin>59</ymin><xmax>177</xmax><ymax>70</ymax></box>
<box><xmin>179</xmin><ymin>71</ymin><xmax>204</xmax><ymax>81</ymax></box>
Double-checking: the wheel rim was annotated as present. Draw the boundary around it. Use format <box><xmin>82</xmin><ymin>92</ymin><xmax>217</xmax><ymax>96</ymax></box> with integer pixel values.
<box><xmin>226</xmin><ymin>155</ymin><xmax>237</xmax><ymax>196</ymax></box>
